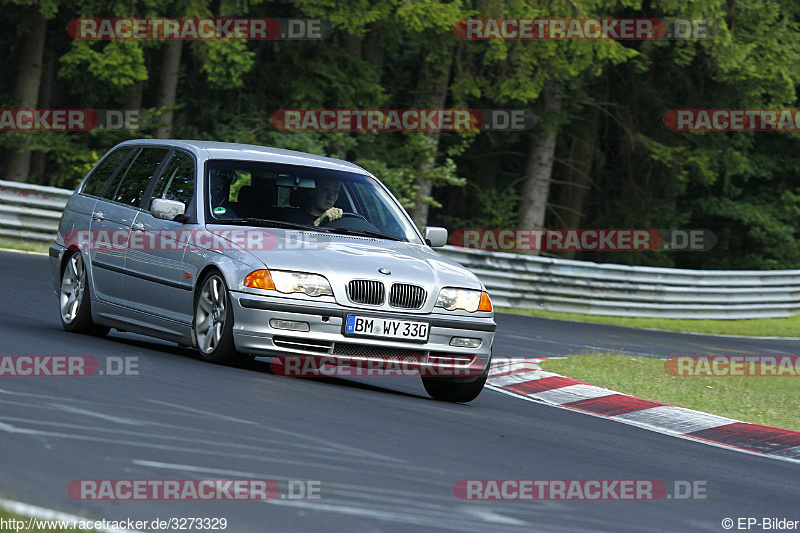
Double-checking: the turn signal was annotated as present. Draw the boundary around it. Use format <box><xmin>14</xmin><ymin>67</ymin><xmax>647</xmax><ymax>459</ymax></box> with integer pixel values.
<box><xmin>478</xmin><ymin>291</ymin><xmax>493</xmax><ymax>312</ymax></box>
<box><xmin>244</xmin><ymin>269</ymin><xmax>275</xmax><ymax>290</ymax></box>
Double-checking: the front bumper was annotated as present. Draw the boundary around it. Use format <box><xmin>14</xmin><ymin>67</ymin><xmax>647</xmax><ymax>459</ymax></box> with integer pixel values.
<box><xmin>49</xmin><ymin>243</ymin><xmax>67</xmax><ymax>296</ymax></box>
<box><xmin>229</xmin><ymin>292</ymin><xmax>495</xmax><ymax>372</ymax></box>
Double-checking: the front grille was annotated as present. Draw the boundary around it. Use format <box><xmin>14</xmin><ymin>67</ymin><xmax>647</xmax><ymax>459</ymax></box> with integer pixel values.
<box><xmin>333</xmin><ymin>343</ymin><xmax>427</xmax><ymax>358</ymax></box>
<box><xmin>389</xmin><ymin>283</ymin><xmax>426</xmax><ymax>309</ymax></box>
<box><xmin>347</xmin><ymin>280</ymin><xmax>385</xmax><ymax>306</ymax></box>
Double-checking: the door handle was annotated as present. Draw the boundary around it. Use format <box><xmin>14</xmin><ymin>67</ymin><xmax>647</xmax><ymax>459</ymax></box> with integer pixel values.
<box><xmin>91</xmin><ymin>211</ymin><xmax>104</xmax><ymax>221</ymax></box>
<box><xmin>131</xmin><ymin>222</ymin><xmax>144</xmax><ymax>231</ymax></box>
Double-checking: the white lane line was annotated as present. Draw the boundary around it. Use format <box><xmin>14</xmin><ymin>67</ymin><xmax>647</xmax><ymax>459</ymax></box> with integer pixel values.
<box><xmin>50</xmin><ymin>404</ymin><xmax>146</xmax><ymax>426</ymax></box>
<box><xmin>132</xmin><ymin>458</ymin><xmax>533</xmax><ymax>528</ymax></box>
<box><xmin>0</xmin><ymin>421</ymin><xmax>428</xmax><ymax>476</ymax></box>
<box><xmin>0</xmin><ymin>247</ymin><xmax>48</xmax><ymax>256</ymax></box>
<box><xmin>146</xmin><ymin>401</ymin><xmax>401</xmax><ymax>462</ymax></box>
<box><xmin>133</xmin><ymin>460</ymin><xmax>448</xmax><ymax>497</ymax></box>
<box><xmin>131</xmin><ymin>458</ymin><xmax>444</xmax><ymax>492</ymax></box>
<box><xmin>462</xmin><ymin>508</ymin><xmax>527</xmax><ymax>526</ymax></box>
<box><xmin>0</xmin><ymin>413</ymin><xmax>403</xmax><ymax>468</ymax></box>
<box><xmin>144</xmin><ymin>399</ymin><xmax>258</xmax><ymax>425</ymax></box>
<box><xmin>264</xmin><ymin>498</ymin><xmax>529</xmax><ymax>530</ymax></box>
<box><xmin>0</xmin><ymin>498</ymin><xmax>142</xmax><ymax>533</ymax></box>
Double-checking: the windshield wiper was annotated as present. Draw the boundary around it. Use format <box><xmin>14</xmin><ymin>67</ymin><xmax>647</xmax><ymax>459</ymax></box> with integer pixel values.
<box><xmin>328</xmin><ymin>227</ymin><xmax>405</xmax><ymax>241</ymax></box>
<box><xmin>209</xmin><ymin>218</ymin><xmax>331</xmax><ymax>231</ymax></box>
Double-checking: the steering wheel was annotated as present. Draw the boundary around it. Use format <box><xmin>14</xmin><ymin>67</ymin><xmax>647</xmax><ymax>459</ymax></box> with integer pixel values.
<box><xmin>319</xmin><ymin>212</ymin><xmax>367</xmax><ymax>225</ymax></box>
<box><xmin>323</xmin><ymin>212</ymin><xmax>380</xmax><ymax>232</ymax></box>
<box><xmin>338</xmin><ymin>212</ymin><xmax>367</xmax><ymax>222</ymax></box>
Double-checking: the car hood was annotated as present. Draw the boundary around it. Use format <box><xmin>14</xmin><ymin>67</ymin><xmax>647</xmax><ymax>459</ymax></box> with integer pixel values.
<box><xmin>207</xmin><ymin>226</ymin><xmax>483</xmax><ymax>291</ymax></box>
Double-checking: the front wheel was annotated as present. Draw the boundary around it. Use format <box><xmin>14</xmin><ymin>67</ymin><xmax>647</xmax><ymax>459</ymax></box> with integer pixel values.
<box><xmin>193</xmin><ymin>272</ymin><xmax>241</xmax><ymax>365</ymax></box>
<box><xmin>422</xmin><ymin>363</ymin><xmax>489</xmax><ymax>403</ymax></box>
<box><xmin>59</xmin><ymin>251</ymin><xmax>109</xmax><ymax>336</ymax></box>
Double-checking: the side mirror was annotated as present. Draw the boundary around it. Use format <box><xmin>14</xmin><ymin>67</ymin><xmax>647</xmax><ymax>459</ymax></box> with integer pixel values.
<box><xmin>423</xmin><ymin>226</ymin><xmax>448</xmax><ymax>248</ymax></box>
<box><xmin>152</xmin><ymin>198</ymin><xmax>186</xmax><ymax>222</ymax></box>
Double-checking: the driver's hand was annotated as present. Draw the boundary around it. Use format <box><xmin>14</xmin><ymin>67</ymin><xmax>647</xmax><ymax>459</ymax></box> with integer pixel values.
<box><xmin>314</xmin><ymin>207</ymin><xmax>343</xmax><ymax>226</ymax></box>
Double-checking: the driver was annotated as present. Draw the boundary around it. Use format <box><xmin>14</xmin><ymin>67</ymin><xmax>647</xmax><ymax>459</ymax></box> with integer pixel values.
<box><xmin>209</xmin><ymin>169</ymin><xmax>238</xmax><ymax>218</ymax></box>
<box><xmin>306</xmin><ymin>179</ymin><xmax>343</xmax><ymax>226</ymax></box>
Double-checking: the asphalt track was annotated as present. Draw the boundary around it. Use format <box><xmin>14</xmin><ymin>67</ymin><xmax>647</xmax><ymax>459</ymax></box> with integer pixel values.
<box><xmin>0</xmin><ymin>251</ymin><xmax>798</xmax><ymax>532</ymax></box>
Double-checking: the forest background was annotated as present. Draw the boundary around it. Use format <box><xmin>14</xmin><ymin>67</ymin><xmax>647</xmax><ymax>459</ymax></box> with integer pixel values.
<box><xmin>3</xmin><ymin>0</ymin><xmax>800</xmax><ymax>270</ymax></box>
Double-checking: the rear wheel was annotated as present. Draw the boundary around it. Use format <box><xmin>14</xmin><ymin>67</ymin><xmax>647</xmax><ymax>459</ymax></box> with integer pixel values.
<box><xmin>193</xmin><ymin>272</ymin><xmax>241</xmax><ymax>365</ymax></box>
<box><xmin>422</xmin><ymin>362</ymin><xmax>489</xmax><ymax>403</ymax></box>
<box><xmin>59</xmin><ymin>251</ymin><xmax>109</xmax><ymax>336</ymax></box>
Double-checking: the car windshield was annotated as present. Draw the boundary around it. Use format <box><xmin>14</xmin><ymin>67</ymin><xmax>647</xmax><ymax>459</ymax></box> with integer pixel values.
<box><xmin>205</xmin><ymin>160</ymin><xmax>422</xmax><ymax>243</ymax></box>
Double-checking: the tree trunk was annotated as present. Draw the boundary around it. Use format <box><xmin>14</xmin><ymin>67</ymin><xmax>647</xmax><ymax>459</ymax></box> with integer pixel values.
<box><xmin>410</xmin><ymin>49</ymin><xmax>453</xmax><ymax>227</ymax></box>
<box><xmin>4</xmin><ymin>6</ymin><xmax>47</xmax><ymax>182</ymax></box>
<box><xmin>326</xmin><ymin>34</ymin><xmax>363</xmax><ymax>159</ymax></box>
<box><xmin>30</xmin><ymin>46</ymin><xmax>55</xmax><ymax>184</ymax></box>
<box><xmin>363</xmin><ymin>22</ymin><xmax>385</xmax><ymax>69</ymax></box>
<box><xmin>517</xmin><ymin>82</ymin><xmax>561</xmax><ymax>255</ymax></box>
<box><xmin>555</xmin><ymin>103</ymin><xmax>600</xmax><ymax>259</ymax></box>
<box><xmin>154</xmin><ymin>41</ymin><xmax>183</xmax><ymax>139</ymax></box>
<box><xmin>126</xmin><ymin>80</ymin><xmax>144</xmax><ymax>110</ymax></box>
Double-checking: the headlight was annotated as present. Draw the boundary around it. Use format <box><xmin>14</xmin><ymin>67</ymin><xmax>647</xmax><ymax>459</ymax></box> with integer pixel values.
<box><xmin>435</xmin><ymin>288</ymin><xmax>492</xmax><ymax>312</ymax></box>
<box><xmin>244</xmin><ymin>269</ymin><xmax>333</xmax><ymax>297</ymax></box>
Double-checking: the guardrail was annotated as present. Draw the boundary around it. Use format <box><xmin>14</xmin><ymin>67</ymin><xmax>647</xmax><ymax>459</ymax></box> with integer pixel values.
<box><xmin>0</xmin><ymin>180</ymin><xmax>72</xmax><ymax>243</ymax></box>
<box><xmin>1</xmin><ymin>180</ymin><xmax>798</xmax><ymax>319</ymax></box>
<box><xmin>438</xmin><ymin>247</ymin><xmax>800</xmax><ymax>319</ymax></box>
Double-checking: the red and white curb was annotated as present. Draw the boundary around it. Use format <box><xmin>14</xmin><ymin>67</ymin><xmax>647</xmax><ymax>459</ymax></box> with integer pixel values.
<box><xmin>487</xmin><ymin>359</ymin><xmax>800</xmax><ymax>464</ymax></box>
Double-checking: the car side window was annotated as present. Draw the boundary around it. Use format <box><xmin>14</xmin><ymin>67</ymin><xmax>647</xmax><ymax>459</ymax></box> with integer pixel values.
<box><xmin>151</xmin><ymin>151</ymin><xmax>195</xmax><ymax>207</ymax></box>
<box><xmin>112</xmin><ymin>148</ymin><xmax>170</xmax><ymax>207</ymax></box>
<box><xmin>81</xmin><ymin>148</ymin><xmax>133</xmax><ymax>198</ymax></box>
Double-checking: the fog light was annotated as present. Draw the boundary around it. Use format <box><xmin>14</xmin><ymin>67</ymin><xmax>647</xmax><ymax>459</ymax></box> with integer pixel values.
<box><xmin>449</xmin><ymin>337</ymin><xmax>482</xmax><ymax>348</ymax></box>
<box><xmin>269</xmin><ymin>319</ymin><xmax>310</xmax><ymax>332</ymax></box>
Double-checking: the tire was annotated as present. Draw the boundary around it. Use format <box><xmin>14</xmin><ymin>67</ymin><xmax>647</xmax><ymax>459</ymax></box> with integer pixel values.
<box><xmin>421</xmin><ymin>361</ymin><xmax>490</xmax><ymax>403</ymax></box>
<box><xmin>192</xmin><ymin>272</ymin><xmax>241</xmax><ymax>365</ymax></box>
<box><xmin>59</xmin><ymin>251</ymin><xmax>110</xmax><ymax>336</ymax></box>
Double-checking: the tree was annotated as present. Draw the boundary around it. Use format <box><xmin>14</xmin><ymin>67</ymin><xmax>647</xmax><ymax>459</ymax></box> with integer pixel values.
<box><xmin>2</xmin><ymin>0</ymin><xmax>56</xmax><ymax>181</ymax></box>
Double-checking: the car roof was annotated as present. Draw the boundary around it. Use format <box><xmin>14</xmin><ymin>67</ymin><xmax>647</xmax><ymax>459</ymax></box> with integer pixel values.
<box><xmin>116</xmin><ymin>139</ymin><xmax>370</xmax><ymax>175</ymax></box>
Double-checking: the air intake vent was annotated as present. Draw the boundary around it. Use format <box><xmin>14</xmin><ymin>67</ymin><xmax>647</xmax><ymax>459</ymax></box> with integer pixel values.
<box><xmin>333</xmin><ymin>343</ymin><xmax>426</xmax><ymax>358</ymax></box>
<box><xmin>347</xmin><ymin>280</ymin><xmax>385</xmax><ymax>306</ymax></box>
<box><xmin>389</xmin><ymin>283</ymin><xmax>426</xmax><ymax>309</ymax></box>
<box><xmin>273</xmin><ymin>336</ymin><xmax>332</xmax><ymax>353</ymax></box>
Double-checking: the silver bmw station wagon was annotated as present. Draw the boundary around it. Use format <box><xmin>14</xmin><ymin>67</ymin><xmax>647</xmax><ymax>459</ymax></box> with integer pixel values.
<box><xmin>50</xmin><ymin>140</ymin><xmax>495</xmax><ymax>402</ymax></box>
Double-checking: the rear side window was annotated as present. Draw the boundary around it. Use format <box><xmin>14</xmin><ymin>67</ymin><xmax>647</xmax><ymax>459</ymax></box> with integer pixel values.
<box><xmin>112</xmin><ymin>148</ymin><xmax>170</xmax><ymax>207</ymax></box>
<box><xmin>151</xmin><ymin>151</ymin><xmax>195</xmax><ymax>207</ymax></box>
<box><xmin>81</xmin><ymin>148</ymin><xmax>132</xmax><ymax>198</ymax></box>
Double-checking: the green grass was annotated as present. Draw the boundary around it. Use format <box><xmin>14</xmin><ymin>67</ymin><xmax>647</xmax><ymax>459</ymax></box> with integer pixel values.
<box><xmin>540</xmin><ymin>354</ymin><xmax>800</xmax><ymax>431</ymax></box>
<box><xmin>0</xmin><ymin>238</ymin><xmax>49</xmax><ymax>254</ymax></box>
<box><xmin>0</xmin><ymin>508</ymin><xmax>96</xmax><ymax>532</ymax></box>
<box><xmin>497</xmin><ymin>306</ymin><xmax>800</xmax><ymax>337</ymax></box>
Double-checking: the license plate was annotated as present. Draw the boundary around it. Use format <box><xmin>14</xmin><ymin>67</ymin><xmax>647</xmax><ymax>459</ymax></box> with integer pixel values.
<box><xmin>345</xmin><ymin>315</ymin><xmax>429</xmax><ymax>341</ymax></box>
